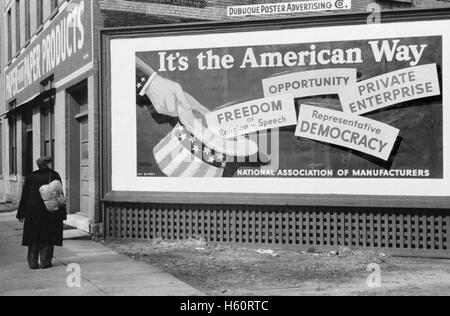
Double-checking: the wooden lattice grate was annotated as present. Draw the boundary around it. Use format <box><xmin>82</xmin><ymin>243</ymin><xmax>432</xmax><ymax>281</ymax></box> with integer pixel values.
<box><xmin>104</xmin><ymin>203</ymin><xmax>450</xmax><ymax>256</ymax></box>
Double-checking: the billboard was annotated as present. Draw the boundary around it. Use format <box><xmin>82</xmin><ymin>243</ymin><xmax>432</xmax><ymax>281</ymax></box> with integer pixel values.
<box><xmin>109</xmin><ymin>19</ymin><xmax>450</xmax><ymax>197</ymax></box>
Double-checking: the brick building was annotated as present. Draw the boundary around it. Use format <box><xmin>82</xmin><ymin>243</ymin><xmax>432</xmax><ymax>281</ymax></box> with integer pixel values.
<box><xmin>1</xmin><ymin>0</ymin><xmax>450</xmax><ymax>236</ymax></box>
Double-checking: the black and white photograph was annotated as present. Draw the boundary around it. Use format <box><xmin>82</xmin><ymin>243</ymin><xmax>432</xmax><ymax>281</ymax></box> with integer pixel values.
<box><xmin>1</xmin><ymin>0</ymin><xmax>450</xmax><ymax>304</ymax></box>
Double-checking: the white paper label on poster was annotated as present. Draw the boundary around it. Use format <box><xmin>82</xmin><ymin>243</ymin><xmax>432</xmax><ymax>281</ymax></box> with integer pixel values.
<box><xmin>339</xmin><ymin>64</ymin><xmax>441</xmax><ymax>115</ymax></box>
<box><xmin>295</xmin><ymin>104</ymin><xmax>400</xmax><ymax>161</ymax></box>
<box><xmin>205</xmin><ymin>95</ymin><xmax>297</xmax><ymax>138</ymax></box>
<box><xmin>262</xmin><ymin>68</ymin><xmax>357</xmax><ymax>99</ymax></box>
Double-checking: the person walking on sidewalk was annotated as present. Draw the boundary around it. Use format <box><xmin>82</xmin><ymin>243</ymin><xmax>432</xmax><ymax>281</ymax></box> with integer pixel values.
<box><xmin>16</xmin><ymin>157</ymin><xmax>67</xmax><ymax>270</ymax></box>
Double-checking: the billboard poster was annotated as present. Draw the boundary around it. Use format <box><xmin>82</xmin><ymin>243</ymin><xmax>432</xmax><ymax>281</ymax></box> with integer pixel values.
<box><xmin>134</xmin><ymin>35</ymin><xmax>442</xmax><ymax>179</ymax></box>
<box><xmin>110</xmin><ymin>20</ymin><xmax>450</xmax><ymax>196</ymax></box>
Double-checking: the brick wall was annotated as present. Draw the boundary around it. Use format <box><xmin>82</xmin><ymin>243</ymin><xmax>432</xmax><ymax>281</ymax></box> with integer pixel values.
<box><xmin>98</xmin><ymin>0</ymin><xmax>450</xmax><ymax>26</ymax></box>
<box><xmin>101</xmin><ymin>9</ymin><xmax>201</xmax><ymax>26</ymax></box>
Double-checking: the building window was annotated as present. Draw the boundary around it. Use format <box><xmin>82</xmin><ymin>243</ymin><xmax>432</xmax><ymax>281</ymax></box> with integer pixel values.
<box><xmin>9</xmin><ymin>114</ymin><xmax>18</xmax><ymax>176</ymax></box>
<box><xmin>41</xmin><ymin>76</ymin><xmax>55</xmax><ymax>166</ymax></box>
<box><xmin>15</xmin><ymin>0</ymin><xmax>21</xmax><ymax>53</ymax></box>
<box><xmin>41</xmin><ymin>106</ymin><xmax>55</xmax><ymax>166</ymax></box>
<box><xmin>7</xmin><ymin>9</ymin><xmax>12</xmax><ymax>60</ymax></box>
<box><xmin>37</xmin><ymin>0</ymin><xmax>44</xmax><ymax>28</ymax></box>
<box><xmin>25</xmin><ymin>0</ymin><xmax>31</xmax><ymax>42</ymax></box>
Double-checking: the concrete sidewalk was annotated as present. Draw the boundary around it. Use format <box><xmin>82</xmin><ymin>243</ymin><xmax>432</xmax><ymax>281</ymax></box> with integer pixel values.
<box><xmin>0</xmin><ymin>210</ymin><xmax>202</xmax><ymax>296</ymax></box>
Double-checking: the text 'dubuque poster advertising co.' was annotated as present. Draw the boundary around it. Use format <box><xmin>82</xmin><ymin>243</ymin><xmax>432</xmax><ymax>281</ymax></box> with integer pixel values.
<box><xmin>134</xmin><ymin>36</ymin><xmax>443</xmax><ymax>179</ymax></box>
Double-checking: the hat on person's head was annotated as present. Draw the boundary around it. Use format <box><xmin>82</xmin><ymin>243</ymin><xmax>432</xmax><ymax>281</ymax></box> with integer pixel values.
<box><xmin>36</xmin><ymin>156</ymin><xmax>52</xmax><ymax>167</ymax></box>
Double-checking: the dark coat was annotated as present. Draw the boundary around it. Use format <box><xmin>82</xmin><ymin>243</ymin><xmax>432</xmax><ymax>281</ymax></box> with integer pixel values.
<box><xmin>17</xmin><ymin>167</ymin><xmax>67</xmax><ymax>247</ymax></box>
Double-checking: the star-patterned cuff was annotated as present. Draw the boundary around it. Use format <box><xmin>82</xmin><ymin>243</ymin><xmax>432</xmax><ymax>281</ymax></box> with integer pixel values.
<box><xmin>139</xmin><ymin>72</ymin><xmax>158</xmax><ymax>96</ymax></box>
<box><xmin>174</xmin><ymin>123</ymin><xmax>227</xmax><ymax>169</ymax></box>
<box><xmin>136</xmin><ymin>75</ymin><xmax>149</xmax><ymax>94</ymax></box>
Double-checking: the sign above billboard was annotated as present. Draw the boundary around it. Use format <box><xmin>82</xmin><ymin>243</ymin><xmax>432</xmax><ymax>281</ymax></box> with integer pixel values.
<box><xmin>227</xmin><ymin>0</ymin><xmax>352</xmax><ymax>17</ymax></box>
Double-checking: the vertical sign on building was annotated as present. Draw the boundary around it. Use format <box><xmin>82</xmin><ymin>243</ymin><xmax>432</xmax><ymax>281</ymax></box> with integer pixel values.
<box><xmin>4</xmin><ymin>0</ymin><xmax>93</xmax><ymax>104</ymax></box>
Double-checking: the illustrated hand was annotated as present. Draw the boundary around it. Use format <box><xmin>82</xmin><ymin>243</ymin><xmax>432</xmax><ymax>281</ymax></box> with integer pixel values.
<box><xmin>143</xmin><ymin>75</ymin><xmax>191</xmax><ymax>117</ymax></box>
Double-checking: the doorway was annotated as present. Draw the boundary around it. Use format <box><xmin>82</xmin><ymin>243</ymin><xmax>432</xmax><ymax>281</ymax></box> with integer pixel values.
<box><xmin>67</xmin><ymin>80</ymin><xmax>89</xmax><ymax>215</ymax></box>
<box><xmin>79</xmin><ymin>116</ymin><xmax>89</xmax><ymax>215</ymax></box>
